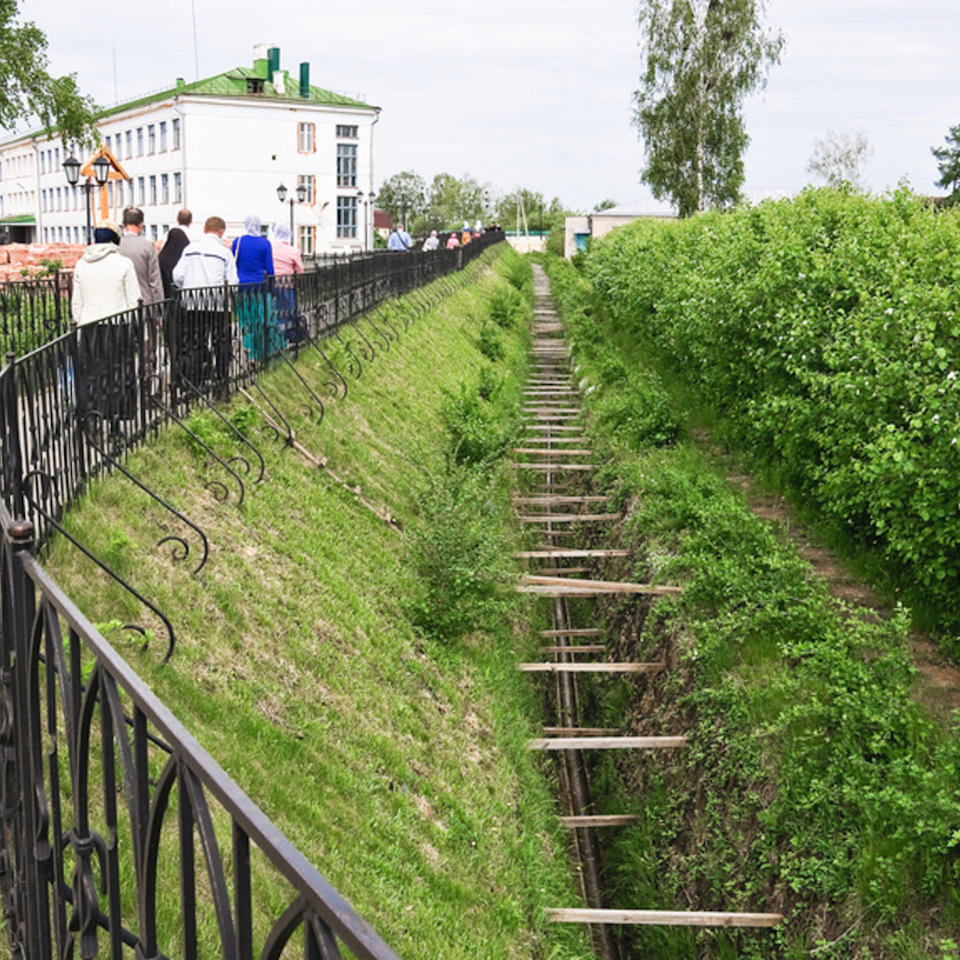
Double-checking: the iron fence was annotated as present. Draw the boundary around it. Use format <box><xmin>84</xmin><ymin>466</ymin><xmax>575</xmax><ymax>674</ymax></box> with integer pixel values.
<box><xmin>0</xmin><ymin>504</ymin><xmax>402</xmax><ymax>960</ymax></box>
<box><xmin>0</xmin><ymin>271</ymin><xmax>73</xmax><ymax>358</ymax></box>
<box><xmin>0</xmin><ymin>231</ymin><xmax>506</xmax><ymax>959</ymax></box>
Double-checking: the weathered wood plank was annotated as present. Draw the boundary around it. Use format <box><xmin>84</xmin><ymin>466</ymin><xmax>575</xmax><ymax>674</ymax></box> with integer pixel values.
<box><xmin>539</xmin><ymin>628</ymin><xmax>602</xmax><ymax>637</ymax></box>
<box><xmin>545</xmin><ymin>909</ymin><xmax>782</xmax><ymax>928</ymax></box>
<box><xmin>513</xmin><ymin>496</ymin><xmax>609</xmax><ymax>504</ymax></box>
<box><xmin>528</xmin><ymin>736</ymin><xmax>687</xmax><ymax>750</ymax></box>
<box><xmin>521</xmin><ymin>575</ymin><xmax>681</xmax><ymax>594</ymax></box>
<box><xmin>518</xmin><ymin>662</ymin><xmax>665</xmax><ymax>674</ymax></box>
<box><xmin>513</xmin><ymin>464</ymin><xmax>597</xmax><ymax>471</ymax></box>
<box><xmin>519</xmin><ymin>550</ymin><xmax>629</xmax><ymax>559</ymax></box>
<box><xmin>519</xmin><ymin>514</ymin><xmax>619</xmax><ymax>523</ymax></box>
<box><xmin>538</xmin><ymin>644</ymin><xmax>605</xmax><ymax>653</ymax></box>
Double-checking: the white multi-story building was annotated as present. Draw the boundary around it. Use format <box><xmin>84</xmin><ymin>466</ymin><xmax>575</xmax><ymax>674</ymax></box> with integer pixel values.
<box><xmin>0</xmin><ymin>44</ymin><xmax>380</xmax><ymax>253</ymax></box>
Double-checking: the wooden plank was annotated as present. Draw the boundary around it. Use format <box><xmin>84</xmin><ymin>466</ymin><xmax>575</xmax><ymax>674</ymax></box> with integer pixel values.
<box><xmin>518</xmin><ymin>662</ymin><xmax>665</xmax><ymax>674</ymax></box>
<box><xmin>545</xmin><ymin>909</ymin><xmax>782</xmax><ymax>928</ymax></box>
<box><xmin>514</xmin><ymin>449</ymin><xmax>594</xmax><ymax>457</ymax></box>
<box><xmin>560</xmin><ymin>815</ymin><xmax>639</xmax><ymax>828</ymax></box>
<box><xmin>539</xmin><ymin>644</ymin><xmax>606</xmax><ymax>654</ymax></box>
<box><xmin>528</xmin><ymin>736</ymin><xmax>687</xmax><ymax>750</ymax></box>
<box><xmin>518</xmin><ymin>585</ymin><xmax>677</xmax><ymax>596</ymax></box>
<box><xmin>514</xmin><ymin>496</ymin><xmax>609</xmax><ymax>504</ymax></box>
<box><xmin>533</xmin><ymin>568</ymin><xmax>592</xmax><ymax>576</ymax></box>
<box><xmin>518</xmin><ymin>550</ymin><xmax>629</xmax><ymax>559</ymax></box>
<box><xmin>524</xmin><ymin>426</ymin><xmax>584</xmax><ymax>432</ymax></box>
<box><xmin>540</xmin><ymin>628</ymin><xmax>602</xmax><ymax>637</ymax></box>
<box><xmin>513</xmin><ymin>464</ymin><xmax>597</xmax><ymax>471</ymax></box>
<box><xmin>519</xmin><ymin>514</ymin><xmax>619</xmax><ymax>523</ymax></box>
<box><xmin>521</xmin><ymin>575</ymin><xmax>681</xmax><ymax>594</ymax></box>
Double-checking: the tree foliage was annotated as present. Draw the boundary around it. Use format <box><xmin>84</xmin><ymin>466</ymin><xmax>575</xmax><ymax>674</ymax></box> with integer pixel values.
<box><xmin>425</xmin><ymin>173</ymin><xmax>493</xmax><ymax>231</ymax></box>
<box><xmin>807</xmin><ymin>130</ymin><xmax>873</xmax><ymax>188</ymax></box>
<box><xmin>932</xmin><ymin>123</ymin><xmax>960</xmax><ymax>202</ymax></box>
<box><xmin>376</xmin><ymin>170</ymin><xmax>427</xmax><ymax>231</ymax></box>
<box><xmin>0</xmin><ymin>0</ymin><xmax>98</xmax><ymax>144</ymax></box>
<box><xmin>633</xmin><ymin>0</ymin><xmax>783</xmax><ymax>217</ymax></box>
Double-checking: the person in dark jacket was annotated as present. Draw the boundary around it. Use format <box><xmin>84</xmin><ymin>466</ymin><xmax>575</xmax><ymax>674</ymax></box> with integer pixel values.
<box><xmin>159</xmin><ymin>209</ymin><xmax>194</xmax><ymax>297</ymax></box>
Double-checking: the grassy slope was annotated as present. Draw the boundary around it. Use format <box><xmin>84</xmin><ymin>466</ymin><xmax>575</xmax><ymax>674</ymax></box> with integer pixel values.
<box><xmin>44</xmin><ymin>252</ymin><xmax>591</xmax><ymax>960</ymax></box>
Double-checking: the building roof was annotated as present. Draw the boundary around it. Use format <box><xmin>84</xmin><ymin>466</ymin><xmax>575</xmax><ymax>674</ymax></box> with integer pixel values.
<box><xmin>1</xmin><ymin>48</ymin><xmax>378</xmax><ymax>146</ymax></box>
<box><xmin>592</xmin><ymin>198</ymin><xmax>677</xmax><ymax>218</ymax></box>
<box><xmin>99</xmin><ymin>64</ymin><xmax>377</xmax><ymax>121</ymax></box>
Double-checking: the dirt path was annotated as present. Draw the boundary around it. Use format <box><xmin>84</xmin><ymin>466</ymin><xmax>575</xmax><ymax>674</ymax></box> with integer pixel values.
<box><xmin>694</xmin><ymin>430</ymin><xmax>960</xmax><ymax>726</ymax></box>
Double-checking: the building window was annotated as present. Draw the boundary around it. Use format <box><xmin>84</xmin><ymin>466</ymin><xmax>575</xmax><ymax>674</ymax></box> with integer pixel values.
<box><xmin>336</xmin><ymin>196</ymin><xmax>357</xmax><ymax>238</ymax></box>
<box><xmin>298</xmin><ymin>122</ymin><xmax>315</xmax><ymax>153</ymax></box>
<box><xmin>298</xmin><ymin>226</ymin><xmax>315</xmax><ymax>255</ymax></box>
<box><xmin>58</xmin><ymin>226</ymin><xmax>63</xmax><ymax>243</ymax></box>
<box><xmin>137</xmin><ymin>176</ymin><xmax>145</xmax><ymax>204</ymax></box>
<box><xmin>336</xmin><ymin>124</ymin><xmax>358</xmax><ymax>139</ymax></box>
<box><xmin>161</xmin><ymin>173</ymin><xmax>169</xmax><ymax>204</ymax></box>
<box><xmin>56</xmin><ymin>187</ymin><xmax>62</xmax><ymax>210</ymax></box>
<box><xmin>137</xmin><ymin>127</ymin><xmax>144</xmax><ymax>156</ymax></box>
<box><xmin>297</xmin><ymin>174</ymin><xmax>315</xmax><ymax>204</ymax></box>
<box><xmin>148</xmin><ymin>125</ymin><xmax>156</xmax><ymax>154</ymax></box>
<box><xmin>173</xmin><ymin>172</ymin><xmax>182</xmax><ymax>203</ymax></box>
<box><xmin>336</xmin><ymin>144</ymin><xmax>357</xmax><ymax>187</ymax></box>
<box><xmin>172</xmin><ymin>118</ymin><xmax>181</xmax><ymax>150</ymax></box>
<box><xmin>54</xmin><ymin>147</ymin><xmax>60</xmax><ymax>168</ymax></box>
<box><xmin>107</xmin><ymin>182</ymin><xmax>113</xmax><ymax>207</ymax></box>
<box><xmin>105</xmin><ymin>135</ymin><xmax>112</xmax><ymax>154</ymax></box>
<box><xmin>159</xmin><ymin>121</ymin><xmax>167</xmax><ymax>152</ymax></box>
<box><xmin>150</xmin><ymin>225</ymin><xmax>158</xmax><ymax>241</ymax></box>
<box><xmin>125</xmin><ymin>130</ymin><xmax>133</xmax><ymax>159</ymax></box>
<box><xmin>149</xmin><ymin>175</ymin><xmax>157</xmax><ymax>205</ymax></box>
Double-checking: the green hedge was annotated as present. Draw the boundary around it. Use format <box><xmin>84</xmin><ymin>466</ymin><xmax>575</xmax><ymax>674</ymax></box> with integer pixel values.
<box><xmin>586</xmin><ymin>187</ymin><xmax>960</xmax><ymax>620</ymax></box>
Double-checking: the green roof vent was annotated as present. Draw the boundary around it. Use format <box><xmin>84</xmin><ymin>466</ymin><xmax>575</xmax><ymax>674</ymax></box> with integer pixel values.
<box><xmin>299</xmin><ymin>62</ymin><xmax>310</xmax><ymax>99</ymax></box>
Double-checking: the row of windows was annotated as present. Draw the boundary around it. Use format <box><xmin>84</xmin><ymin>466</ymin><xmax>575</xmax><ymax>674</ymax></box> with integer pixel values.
<box><xmin>40</xmin><ymin>172</ymin><xmax>183</xmax><ymax>213</ymax></box>
<box><xmin>298</xmin><ymin>122</ymin><xmax>360</xmax><ymax>155</ymax></box>
<box><xmin>42</xmin><ymin>223</ymin><xmax>174</xmax><ymax>244</ymax></box>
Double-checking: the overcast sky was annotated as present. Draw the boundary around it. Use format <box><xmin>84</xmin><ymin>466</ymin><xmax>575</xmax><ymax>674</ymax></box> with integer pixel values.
<box><xmin>20</xmin><ymin>0</ymin><xmax>960</xmax><ymax>213</ymax></box>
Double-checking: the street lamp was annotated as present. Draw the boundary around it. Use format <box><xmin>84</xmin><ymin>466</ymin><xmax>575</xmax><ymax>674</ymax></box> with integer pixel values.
<box><xmin>63</xmin><ymin>152</ymin><xmax>112</xmax><ymax>244</ymax></box>
<box><xmin>277</xmin><ymin>182</ymin><xmax>308</xmax><ymax>243</ymax></box>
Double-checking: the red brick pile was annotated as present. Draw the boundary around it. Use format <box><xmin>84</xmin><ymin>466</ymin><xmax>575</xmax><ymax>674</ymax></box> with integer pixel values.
<box><xmin>0</xmin><ymin>244</ymin><xmax>85</xmax><ymax>282</ymax></box>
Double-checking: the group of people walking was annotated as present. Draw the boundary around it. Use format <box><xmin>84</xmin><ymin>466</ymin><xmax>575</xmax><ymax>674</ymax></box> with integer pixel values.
<box><xmin>69</xmin><ymin>208</ymin><xmax>307</xmax><ymax>418</ymax></box>
<box><xmin>386</xmin><ymin>219</ymin><xmax>490</xmax><ymax>253</ymax></box>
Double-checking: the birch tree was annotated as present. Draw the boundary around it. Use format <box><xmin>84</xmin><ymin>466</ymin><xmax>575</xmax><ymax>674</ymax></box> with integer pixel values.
<box><xmin>807</xmin><ymin>130</ymin><xmax>873</xmax><ymax>189</ymax></box>
<box><xmin>633</xmin><ymin>0</ymin><xmax>783</xmax><ymax>217</ymax></box>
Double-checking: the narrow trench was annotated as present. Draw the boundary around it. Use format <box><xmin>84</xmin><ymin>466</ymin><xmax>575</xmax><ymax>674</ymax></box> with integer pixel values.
<box><xmin>518</xmin><ymin>266</ymin><xmax>622</xmax><ymax>960</ymax></box>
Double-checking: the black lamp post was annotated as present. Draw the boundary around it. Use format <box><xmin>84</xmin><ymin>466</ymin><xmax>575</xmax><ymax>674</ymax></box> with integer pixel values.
<box><xmin>63</xmin><ymin>152</ymin><xmax>112</xmax><ymax>244</ymax></box>
<box><xmin>277</xmin><ymin>182</ymin><xmax>308</xmax><ymax>243</ymax></box>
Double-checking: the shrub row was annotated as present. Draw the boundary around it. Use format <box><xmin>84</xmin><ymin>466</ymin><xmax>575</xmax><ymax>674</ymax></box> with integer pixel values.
<box><xmin>585</xmin><ymin>187</ymin><xmax>960</xmax><ymax>622</ymax></box>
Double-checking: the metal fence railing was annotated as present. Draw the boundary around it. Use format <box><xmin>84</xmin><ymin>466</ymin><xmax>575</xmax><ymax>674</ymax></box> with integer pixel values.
<box><xmin>0</xmin><ymin>232</ymin><xmax>506</xmax><ymax>960</ymax></box>
<box><xmin>0</xmin><ymin>270</ymin><xmax>73</xmax><ymax>358</ymax></box>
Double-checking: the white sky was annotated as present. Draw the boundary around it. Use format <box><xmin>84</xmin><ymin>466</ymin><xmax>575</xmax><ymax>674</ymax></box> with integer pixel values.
<box><xmin>19</xmin><ymin>0</ymin><xmax>960</xmax><ymax>213</ymax></box>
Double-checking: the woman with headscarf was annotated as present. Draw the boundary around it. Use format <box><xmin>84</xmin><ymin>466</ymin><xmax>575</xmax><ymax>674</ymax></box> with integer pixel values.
<box><xmin>270</xmin><ymin>223</ymin><xmax>306</xmax><ymax>345</ymax></box>
<box><xmin>230</xmin><ymin>215</ymin><xmax>276</xmax><ymax>363</ymax></box>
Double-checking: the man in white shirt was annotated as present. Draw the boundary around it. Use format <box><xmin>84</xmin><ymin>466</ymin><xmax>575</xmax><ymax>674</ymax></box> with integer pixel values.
<box><xmin>170</xmin><ymin>216</ymin><xmax>239</xmax><ymax>395</ymax></box>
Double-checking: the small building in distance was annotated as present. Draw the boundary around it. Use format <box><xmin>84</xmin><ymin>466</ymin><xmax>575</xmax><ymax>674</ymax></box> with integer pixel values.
<box><xmin>0</xmin><ymin>44</ymin><xmax>380</xmax><ymax>254</ymax></box>
<box><xmin>564</xmin><ymin>198</ymin><xmax>676</xmax><ymax>258</ymax></box>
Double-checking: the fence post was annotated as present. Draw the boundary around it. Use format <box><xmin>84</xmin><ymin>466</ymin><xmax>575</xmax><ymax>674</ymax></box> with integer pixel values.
<box><xmin>2</xmin><ymin>518</ymin><xmax>50</xmax><ymax>960</ymax></box>
<box><xmin>1</xmin><ymin>352</ymin><xmax>23</xmax><ymax>518</ymax></box>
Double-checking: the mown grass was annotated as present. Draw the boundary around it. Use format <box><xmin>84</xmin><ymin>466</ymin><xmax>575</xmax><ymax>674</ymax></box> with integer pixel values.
<box><xmin>40</xmin><ymin>250</ymin><xmax>592</xmax><ymax>960</ymax></box>
<box><xmin>539</xmin><ymin>253</ymin><xmax>960</xmax><ymax>960</ymax></box>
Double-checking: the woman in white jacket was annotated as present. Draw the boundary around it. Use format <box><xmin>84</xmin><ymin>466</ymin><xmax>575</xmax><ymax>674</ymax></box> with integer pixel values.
<box><xmin>71</xmin><ymin>222</ymin><xmax>141</xmax><ymax>325</ymax></box>
<box><xmin>71</xmin><ymin>222</ymin><xmax>143</xmax><ymax>426</ymax></box>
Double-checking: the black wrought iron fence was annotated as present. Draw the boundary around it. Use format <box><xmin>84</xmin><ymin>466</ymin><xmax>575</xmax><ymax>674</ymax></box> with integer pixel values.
<box><xmin>0</xmin><ymin>503</ymin><xmax>402</xmax><ymax>960</ymax></box>
<box><xmin>0</xmin><ymin>271</ymin><xmax>73</xmax><ymax>357</ymax></box>
<box><xmin>0</xmin><ymin>232</ymin><xmax>505</xmax><ymax>960</ymax></box>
